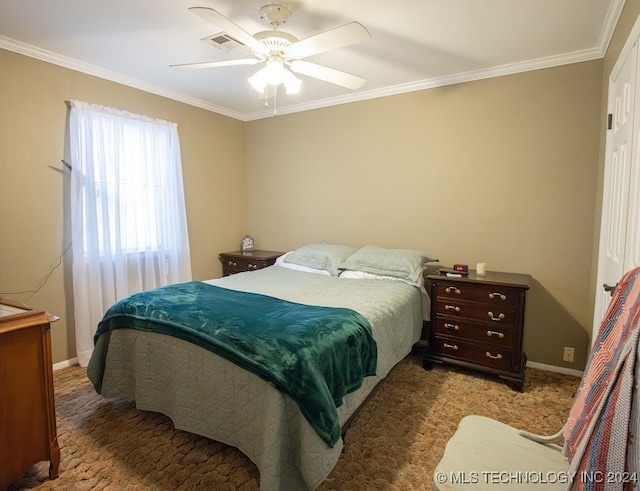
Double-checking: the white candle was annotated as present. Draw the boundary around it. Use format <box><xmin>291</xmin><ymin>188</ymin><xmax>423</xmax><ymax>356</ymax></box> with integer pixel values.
<box><xmin>476</xmin><ymin>262</ymin><xmax>486</xmax><ymax>276</ymax></box>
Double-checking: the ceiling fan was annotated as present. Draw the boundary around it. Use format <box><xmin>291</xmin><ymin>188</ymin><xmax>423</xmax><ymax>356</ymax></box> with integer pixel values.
<box><xmin>172</xmin><ymin>4</ymin><xmax>371</xmax><ymax>97</ymax></box>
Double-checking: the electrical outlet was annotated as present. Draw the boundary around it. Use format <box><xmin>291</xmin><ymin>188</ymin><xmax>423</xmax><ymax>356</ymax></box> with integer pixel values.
<box><xmin>563</xmin><ymin>346</ymin><xmax>575</xmax><ymax>363</ymax></box>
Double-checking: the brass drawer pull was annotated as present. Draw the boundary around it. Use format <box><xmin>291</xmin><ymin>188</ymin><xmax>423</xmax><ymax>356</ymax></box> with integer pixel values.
<box><xmin>487</xmin><ymin>330</ymin><xmax>505</xmax><ymax>338</ymax></box>
<box><xmin>227</xmin><ymin>260</ymin><xmax>237</xmax><ymax>267</ymax></box>
<box><xmin>248</xmin><ymin>263</ymin><xmax>258</xmax><ymax>269</ymax></box>
<box><xmin>445</xmin><ymin>305</ymin><xmax>461</xmax><ymax>312</ymax></box>
<box><xmin>445</xmin><ymin>286</ymin><xmax>461</xmax><ymax>294</ymax></box>
<box><xmin>486</xmin><ymin>352</ymin><xmax>503</xmax><ymax>360</ymax></box>
<box><xmin>444</xmin><ymin>343</ymin><xmax>459</xmax><ymax>350</ymax></box>
<box><xmin>444</xmin><ymin>323</ymin><xmax>460</xmax><ymax>331</ymax></box>
<box><xmin>489</xmin><ymin>292</ymin><xmax>507</xmax><ymax>300</ymax></box>
<box><xmin>488</xmin><ymin>311</ymin><xmax>505</xmax><ymax>321</ymax></box>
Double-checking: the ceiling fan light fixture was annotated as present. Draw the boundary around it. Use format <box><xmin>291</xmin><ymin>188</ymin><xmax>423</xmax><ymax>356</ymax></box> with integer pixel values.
<box><xmin>248</xmin><ymin>70</ymin><xmax>268</xmax><ymax>93</ymax></box>
<box><xmin>281</xmin><ymin>70</ymin><xmax>302</xmax><ymax>94</ymax></box>
<box><xmin>248</xmin><ymin>57</ymin><xmax>301</xmax><ymax>95</ymax></box>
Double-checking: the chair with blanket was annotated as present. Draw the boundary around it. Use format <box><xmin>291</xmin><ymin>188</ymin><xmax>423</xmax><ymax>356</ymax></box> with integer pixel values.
<box><xmin>433</xmin><ymin>266</ymin><xmax>640</xmax><ymax>490</ymax></box>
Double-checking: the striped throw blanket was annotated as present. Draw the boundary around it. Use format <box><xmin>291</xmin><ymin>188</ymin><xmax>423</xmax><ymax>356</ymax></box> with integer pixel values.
<box><xmin>563</xmin><ymin>267</ymin><xmax>640</xmax><ymax>490</ymax></box>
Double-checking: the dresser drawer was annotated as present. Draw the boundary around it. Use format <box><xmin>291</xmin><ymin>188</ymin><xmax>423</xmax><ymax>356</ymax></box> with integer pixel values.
<box><xmin>435</xmin><ymin>299</ymin><xmax>517</xmax><ymax>325</ymax></box>
<box><xmin>431</xmin><ymin>336</ymin><xmax>514</xmax><ymax>371</ymax></box>
<box><xmin>433</xmin><ymin>317</ymin><xmax>514</xmax><ymax>347</ymax></box>
<box><xmin>434</xmin><ymin>282</ymin><xmax>520</xmax><ymax>309</ymax></box>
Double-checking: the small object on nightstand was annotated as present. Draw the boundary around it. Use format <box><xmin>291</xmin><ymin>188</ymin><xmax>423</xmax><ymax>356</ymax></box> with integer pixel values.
<box><xmin>439</xmin><ymin>268</ymin><xmax>469</xmax><ymax>276</ymax></box>
<box><xmin>241</xmin><ymin>235</ymin><xmax>255</xmax><ymax>252</ymax></box>
<box><xmin>476</xmin><ymin>262</ymin><xmax>486</xmax><ymax>276</ymax></box>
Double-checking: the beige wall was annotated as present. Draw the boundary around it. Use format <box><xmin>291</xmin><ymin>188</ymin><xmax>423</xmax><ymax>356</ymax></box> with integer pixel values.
<box><xmin>0</xmin><ymin>48</ymin><xmax>246</xmax><ymax>364</ymax></box>
<box><xmin>246</xmin><ymin>61</ymin><xmax>604</xmax><ymax>369</ymax></box>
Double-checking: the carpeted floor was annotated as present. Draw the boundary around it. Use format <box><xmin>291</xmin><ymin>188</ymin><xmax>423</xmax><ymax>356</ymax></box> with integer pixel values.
<box><xmin>10</xmin><ymin>354</ymin><xmax>580</xmax><ymax>490</ymax></box>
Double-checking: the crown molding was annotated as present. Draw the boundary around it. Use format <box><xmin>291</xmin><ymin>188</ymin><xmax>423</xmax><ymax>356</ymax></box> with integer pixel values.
<box><xmin>598</xmin><ymin>0</ymin><xmax>627</xmax><ymax>55</ymax></box>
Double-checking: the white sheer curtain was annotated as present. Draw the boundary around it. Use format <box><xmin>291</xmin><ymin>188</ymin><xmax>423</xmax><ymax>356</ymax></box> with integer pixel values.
<box><xmin>69</xmin><ymin>101</ymin><xmax>192</xmax><ymax>366</ymax></box>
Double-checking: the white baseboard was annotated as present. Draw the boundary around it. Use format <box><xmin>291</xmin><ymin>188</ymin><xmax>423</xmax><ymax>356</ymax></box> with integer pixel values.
<box><xmin>527</xmin><ymin>360</ymin><xmax>583</xmax><ymax>378</ymax></box>
<box><xmin>53</xmin><ymin>357</ymin><xmax>79</xmax><ymax>371</ymax></box>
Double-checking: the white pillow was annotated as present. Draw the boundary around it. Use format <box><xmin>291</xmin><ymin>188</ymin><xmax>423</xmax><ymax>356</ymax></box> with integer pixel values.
<box><xmin>339</xmin><ymin>269</ymin><xmax>424</xmax><ymax>288</ymax></box>
<box><xmin>275</xmin><ymin>252</ymin><xmax>331</xmax><ymax>275</ymax></box>
<box><xmin>338</xmin><ymin>245</ymin><xmax>437</xmax><ymax>284</ymax></box>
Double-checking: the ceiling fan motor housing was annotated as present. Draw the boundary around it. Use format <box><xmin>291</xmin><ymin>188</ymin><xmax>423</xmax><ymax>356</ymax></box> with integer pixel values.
<box><xmin>254</xmin><ymin>30</ymin><xmax>298</xmax><ymax>58</ymax></box>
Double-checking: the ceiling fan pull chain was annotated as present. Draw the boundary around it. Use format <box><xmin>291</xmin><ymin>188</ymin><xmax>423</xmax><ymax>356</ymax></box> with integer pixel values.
<box><xmin>273</xmin><ymin>88</ymin><xmax>278</xmax><ymax>117</ymax></box>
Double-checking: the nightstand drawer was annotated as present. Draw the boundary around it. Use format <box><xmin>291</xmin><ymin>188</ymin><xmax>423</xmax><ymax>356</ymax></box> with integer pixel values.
<box><xmin>431</xmin><ymin>337</ymin><xmax>513</xmax><ymax>371</ymax></box>
<box><xmin>219</xmin><ymin>250</ymin><xmax>284</xmax><ymax>277</ymax></box>
<box><xmin>434</xmin><ymin>282</ymin><xmax>520</xmax><ymax>308</ymax></box>
<box><xmin>435</xmin><ymin>299</ymin><xmax>516</xmax><ymax>325</ymax></box>
<box><xmin>223</xmin><ymin>257</ymin><xmax>268</xmax><ymax>273</ymax></box>
<box><xmin>433</xmin><ymin>317</ymin><xmax>514</xmax><ymax>347</ymax></box>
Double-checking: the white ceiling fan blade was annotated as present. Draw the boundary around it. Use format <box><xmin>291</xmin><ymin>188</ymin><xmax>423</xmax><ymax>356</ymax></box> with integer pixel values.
<box><xmin>287</xmin><ymin>22</ymin><xmax>370</xmax><ymax>59</ymax></box>
<box><xmin>189</xmin><ymin>7</ymin><xmax>268</xmax><ymax>56</ymax></box>
<box><xmin>289</xmin><ymin>60</ymin><xmax>366</xmax><ymax>90</ymax></box>
<box><xmin>171</xmin><ymin>58</ymin><xmax>260</xmax><ymax>70</ymax></box>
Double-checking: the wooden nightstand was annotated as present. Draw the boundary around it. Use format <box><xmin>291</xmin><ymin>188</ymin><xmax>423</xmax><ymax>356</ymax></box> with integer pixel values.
<box><xmin>218</xmin><ymin>250</ymin><xmax>284</xmax><ymax>276</ymax></box>
<box><xmin>0</xmin><ymin>307</ymin><xmax>60</xmax><ymax>489</ymax></box>
<box><xmin>423</xmin><ymin>269</ymin><xmax>531</xmax><ymax>390</ymax></box>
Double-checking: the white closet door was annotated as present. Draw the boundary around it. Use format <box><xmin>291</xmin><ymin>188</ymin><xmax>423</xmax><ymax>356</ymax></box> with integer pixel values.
<box><xmin>624</xmin><ymin>45</ymin><xmax>640</xmax><ymax>271</ymax></box>
<box><xmin>593</xmin><ymin>43</ymin><xmax>638</xmax><ymax>341</ymax></box>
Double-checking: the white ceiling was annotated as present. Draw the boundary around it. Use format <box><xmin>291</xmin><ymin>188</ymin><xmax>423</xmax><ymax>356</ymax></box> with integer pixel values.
<box><xmin>0</xmin><ymin>0</ymin><xmax>624</xmax><ymax>121</ymax></box>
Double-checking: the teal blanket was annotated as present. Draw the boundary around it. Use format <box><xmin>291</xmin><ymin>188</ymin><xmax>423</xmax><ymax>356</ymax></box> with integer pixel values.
<box><xmin>94</xmin><ymin>281</ymin><xmax>377</xmax><ymax>447</ymax></box>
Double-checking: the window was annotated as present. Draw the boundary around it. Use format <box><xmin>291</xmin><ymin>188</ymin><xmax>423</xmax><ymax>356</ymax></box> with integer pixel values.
<box><xmin>70</xmin><ymin>103</ymin><xmax>189</xmax><ymax>257</ymax></box>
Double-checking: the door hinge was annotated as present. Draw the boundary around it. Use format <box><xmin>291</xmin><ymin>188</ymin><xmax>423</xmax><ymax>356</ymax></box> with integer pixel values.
<box><xmin>608</xmin><ymin>113</ymin><xmax>613</xmax><ymax>130</ymax></box>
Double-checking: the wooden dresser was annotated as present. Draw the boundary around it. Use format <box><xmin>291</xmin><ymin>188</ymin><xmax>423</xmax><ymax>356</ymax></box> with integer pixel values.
<box><xmin>218</xmin><ymin>250</ymin><xmax>284</xmax><ymax>276</ymax></box>
<box><xmin>424</xmin><ymin>270</ymin><xmax>531</xmax><ymax>390</ymax></box>
<box><xmin>0</xmin><ymin>305</ymin><xmax>60</xmax><ymax>489</ymax></box>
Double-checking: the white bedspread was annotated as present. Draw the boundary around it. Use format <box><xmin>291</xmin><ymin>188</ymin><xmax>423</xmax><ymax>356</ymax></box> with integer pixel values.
<box><xmin>87</xmin><ymin>266</ymin><xmax>424</xmax><ymax>490</ymax></box>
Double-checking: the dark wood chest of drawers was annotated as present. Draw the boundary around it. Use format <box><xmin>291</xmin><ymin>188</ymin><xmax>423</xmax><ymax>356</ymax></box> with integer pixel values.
<box><xmin>424</xmin><ymin>270</ymin><xmax>531</xmax><ymax>390</ymax></box>
<box><xmin>218</xmin><ymin>250</ymin><xmax>284</xmax><ymax>276</ymax></box>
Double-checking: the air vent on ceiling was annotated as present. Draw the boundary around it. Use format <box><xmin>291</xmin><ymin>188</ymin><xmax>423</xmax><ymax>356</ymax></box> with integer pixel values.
<box><xmin>202</xmin><ymin>32</ymin><xmax>245</xmax><ymax>52</ymax></box>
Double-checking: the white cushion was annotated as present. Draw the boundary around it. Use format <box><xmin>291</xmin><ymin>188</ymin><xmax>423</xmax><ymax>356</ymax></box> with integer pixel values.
<box><xmin>434</xmin><ymin>415</ymin><xmax>568</xmax><ymax>490</ymax></box>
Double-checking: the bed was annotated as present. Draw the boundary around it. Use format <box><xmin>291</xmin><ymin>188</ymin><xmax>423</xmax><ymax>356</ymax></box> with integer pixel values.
<box><xmin>87</xmin><ymin>244</ymin><xmax>433</xmax><ymax>490</ymax></box>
